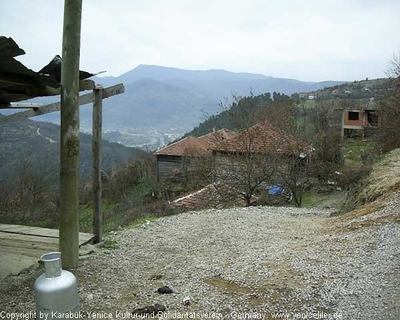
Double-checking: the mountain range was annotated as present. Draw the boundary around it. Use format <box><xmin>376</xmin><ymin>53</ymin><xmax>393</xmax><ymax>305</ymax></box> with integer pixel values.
<box><xmin>8</xmin><ymin>65</ymin><xmax>344</xmax><ymax>132</ymax></box>
<box><xmin>92</xmin><ymin>65</ymin><xmax>345</xmax><ymax>131</ymax></box>
<box><xmin>0</xmin><ymin>65</ymin><xmax>346</xmax><ymax>151</ymax></box>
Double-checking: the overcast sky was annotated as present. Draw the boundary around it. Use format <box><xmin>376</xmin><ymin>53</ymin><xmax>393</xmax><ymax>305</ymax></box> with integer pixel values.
<box><xmin>2</xmin><ymin>0</ymin><xmax>399</xmax><ymax>82</ymax></box>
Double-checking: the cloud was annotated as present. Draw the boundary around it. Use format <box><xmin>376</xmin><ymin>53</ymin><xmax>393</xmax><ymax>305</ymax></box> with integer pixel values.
<box><xmin>1</xmin><ymin>0</ymin><xmax>399</xmax><ymax>81</ymax></box>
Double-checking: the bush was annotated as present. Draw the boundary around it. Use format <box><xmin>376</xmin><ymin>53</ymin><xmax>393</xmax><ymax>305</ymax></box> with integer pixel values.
<box><xmin>336</xmin><ymin>164</ymin><xmax>372</xmax><ymax>189</ymax></box>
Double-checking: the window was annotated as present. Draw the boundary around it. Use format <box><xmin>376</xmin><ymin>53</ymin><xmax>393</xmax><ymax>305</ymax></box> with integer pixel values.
<box><xmin>367</xmin><ymin>111</ymin><xmax>378</xmax><ymax>127</ymax></box>
<box><xmin>348</xmin><ymin>111</ymin><xmax>359</xmax><ymax>121</ymax></box>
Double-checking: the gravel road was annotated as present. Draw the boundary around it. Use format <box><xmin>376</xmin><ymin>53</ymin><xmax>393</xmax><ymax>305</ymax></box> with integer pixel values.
<box><xmin>1</xmin><ymin>199</ymin><xmax>399</xmax><ymax>320</ymax></box>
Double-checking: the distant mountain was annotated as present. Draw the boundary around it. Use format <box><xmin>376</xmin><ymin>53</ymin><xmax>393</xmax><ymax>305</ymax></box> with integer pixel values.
<box><xmin>103</xmin><ymin>64</ymin><xmax>345</xmax><ymax>100</ymax></box>
<box><xmin>90</xmin><ymin>64</ymin><xmax>345</xmax><ymax>132</ymax></box>
<box><xmin>117</xmin><ymin>64</ymin><xmax>267</xmax><ymax>83</ymax></box>
<box><xmin>3</xmin><ymin>65</ymin><xmax>346</xmax><ymax>140</ymax></box>
<box><xmin>100</xmin><ymin>78</ymin><xmax>215</xmax><ymax>130</ymax></box>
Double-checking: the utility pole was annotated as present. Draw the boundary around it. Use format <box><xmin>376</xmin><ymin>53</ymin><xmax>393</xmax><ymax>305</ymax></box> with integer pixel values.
<box><xmin>59</xmin><ymin>0</ymin><xmax>83</xmax><ymax>268</ymax></box>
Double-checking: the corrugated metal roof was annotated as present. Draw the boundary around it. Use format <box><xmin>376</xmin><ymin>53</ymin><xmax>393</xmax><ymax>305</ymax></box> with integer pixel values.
<box><xmin>0</xmin><ymin>36</ymin><xmax>94</xmax><ymax>105</ymax></box>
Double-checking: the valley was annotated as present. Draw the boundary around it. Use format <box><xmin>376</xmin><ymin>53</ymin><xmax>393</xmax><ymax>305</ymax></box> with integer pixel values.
<box><xmin>86</xmin><ymin>127</ymin><xmax>182</xmax><ymax>151</ymax></box>
<box><xmin>0</xmin><ymin>64</ymin><xmax>344</xmax><ymax>145</ymax></box>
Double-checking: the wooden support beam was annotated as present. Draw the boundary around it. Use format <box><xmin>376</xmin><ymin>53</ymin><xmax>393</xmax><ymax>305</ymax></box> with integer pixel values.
<box><xmin>0</xmin><ymin>83</ymin><xmax>124</xmax><ymax>124</ymax></box>
<box><xmin>0</xmin><ymin>102</ymin><xmax>43</xmax><ymax>109</ymax></box>
<box><xmin>40</xmin><ymin>79</ymin><xmax>95</xmax><ymax>96</ymax></box>
<box><xmin>59</xmin><ymin>0</ymin><xmax>83</xmax><ymax>269</ymax></box>
<box><xmin>92</xmin><ymin>88</ymin><xmax>103</xmax><ymax>243</ymax></box>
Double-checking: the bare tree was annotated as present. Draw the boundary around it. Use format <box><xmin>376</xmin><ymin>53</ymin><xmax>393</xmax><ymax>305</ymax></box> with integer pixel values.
<box><xmin>210</xmin><ymin>93</ymin><xmax>312</xmax><ymax>207</ymax></box>
<box><xmin>209</xmin><ymin>91</ymin><xmax>345</xmax><ymax>208</ymax></box>
<box><xmin>374</xmin><ymin>53</ymin><xmax>400</xmax><ymax>153</ymax></box>
<box><xmin>1</xmin><ymin>148</ymin><xmax>58</xmax><ymax>224</ymax></box>
<box><xmin>212</xmin><ymin>124</ymin><xmax>277</xmax><ymax>206</ymax></box>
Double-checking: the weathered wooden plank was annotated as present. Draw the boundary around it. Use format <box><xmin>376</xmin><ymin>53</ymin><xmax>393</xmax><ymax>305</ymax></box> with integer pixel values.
<box><xmin>40</xmin><ymin>79</ymin><xmax>95</xmax><ymax>96</ymax></box>
<box><xmin>0</xmin><ymin>83</ymin><xmax>124</xmax><ymax>124</ymax></box>
<box><xmin>0</xmin><ymin>245</ymin><xmax>56</xmax><ymax>259</ymax></box>
<box><xmin>0</xmin><ymin>224</ymin><xmax>33</xmax><ymax>232</ymax></box>
<box><xmin>0</xmin><ymin>235</ymin><xmax>59</xmax><ymax>260</ymax></box>
<box><xmin>0</xmin><ymin>234</ymin><xmax>93</xmax><ymax>270</ymax></box>
<box><xmin>0</xmin><ymin>224</ymin><xmax>57</xmax><ymax>236</ymax></box>
<box><xmin>79</xmin><ymin>232</ymin><xmax>95</xmax><ymax>244</ymax></box>
<box><xmin>0</xmin><ymin>224</ymin><xmax>94</xmax><ymax>244</ymax></box>
<box><xmin>0</xmin><ymin>81</ymin><xmax>95</xmax><ymax>107</ymax></box>
<box><xmin>0</xmin><ymin>233</ymin><xmax>59</xmax><ymax>245</ymax></box>
<box><xmin>93</xmin><ymin>88</ymin><xmax>103</xmax><ymax>243</ymax></box>
<box><xmin>0</xmin><ymin>102</ymin><xmax>43</xmax><ymax>109</ymax></box>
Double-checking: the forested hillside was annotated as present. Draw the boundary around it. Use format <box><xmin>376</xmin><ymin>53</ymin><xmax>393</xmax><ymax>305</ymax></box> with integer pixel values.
<box><xmin>0</xmin><ymin>117</ymin><xmax>147</xmax><ymax>179</ymax></box>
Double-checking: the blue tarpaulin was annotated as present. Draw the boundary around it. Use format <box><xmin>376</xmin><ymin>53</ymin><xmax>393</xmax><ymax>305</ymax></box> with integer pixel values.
<box><xmin>268</xmin><ymin>185</ymin><xmax>284</xmax><ymax>196</ymax></box>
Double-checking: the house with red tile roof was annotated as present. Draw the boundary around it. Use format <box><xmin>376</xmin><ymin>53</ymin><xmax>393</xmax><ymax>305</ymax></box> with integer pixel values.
<box><xmin>210</xmin><ymin>121</ymin><xmax>308</xmax><ymax>206</ymax></box>
<box><xmin>153</xmin><ymin>129</ymin><xmax>236</xmax><ymax>183</ymax></box>
<box><xmin>154</xmin><ymin>122</ymin><xmax>308</xmax><ymax>209</ymax></box>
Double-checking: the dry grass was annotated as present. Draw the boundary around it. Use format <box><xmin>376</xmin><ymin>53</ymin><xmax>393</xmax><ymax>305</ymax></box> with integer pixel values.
<box><xmin>357</xmin><ymin>149</ymin><xmax>400</xmax><ymax>204</ymax></box>
<box><xmin>329</xmin><ymin>148</ymin><xmax>400</xmax><ymax>233</ymax></box>
<box><xmin>335</xmin><ymin>202</ymin><xmax>385</xmax><ymax>221</ymax></box>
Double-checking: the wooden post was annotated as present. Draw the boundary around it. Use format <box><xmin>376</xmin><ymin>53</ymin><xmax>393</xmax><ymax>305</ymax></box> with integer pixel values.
<box><xmin>92</xmin><ymin>88</ymin><xmax>103</xmax><ymax>243</ymax></box>
<box><xmin>59</xmin><ymin>0</ymin><xmax>83</xmax><ymax>269</ymax></box>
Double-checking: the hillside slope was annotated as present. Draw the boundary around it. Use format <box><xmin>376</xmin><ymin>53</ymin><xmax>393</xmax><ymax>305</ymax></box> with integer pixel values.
<box><xmin>302</xmin><ymin>77</ymin><xmax>392</xmax><ymax>101</ymax></box>
<box><xmin>101</xmin><ymin>78</ymin><xmax>215</xmax><ymax>130</ymax></box>
<box><xmin>1</xmin><ymin>149</ymin><xmax>399</xmax><ymax>318</ymax></box>
<box><xmin>0</xmin><ymin>118</ymin><xmax>147</xmax><ymax>179</ymax></box>
<box><xmin>341</xmin><ymin>148</ymin><xmax>400</xmax><ymax>218</ymax></box>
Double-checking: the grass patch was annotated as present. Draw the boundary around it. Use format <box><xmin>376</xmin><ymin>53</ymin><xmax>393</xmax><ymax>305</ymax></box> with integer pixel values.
<box><xmin>296</xmin><ymin>100</ymin><xmax>317</xmax><ymax>109</ymax></box>
<box><xmin>79</xmin><ymin>204</ymin><xmax>93</xmax><ymax>232</ymax></box>
<box><xmin>79</xmin><ymin>201</ymin><xmax>126</xmax><ymax>233</ymax></box>
<box><xmin>102</xmin><ymin>239</ymin><xmax>120</xmax><ymax>250</ymax></box>
<box><xmin>126</xmin><ymin>215</ymin><xmax>158</xmax><ymax>229</ymax></box>
<box><xmin>341</xmin><ymin>139</ymin><xmax>374</xmax><ymax>164</ymax></box>
<box><xmin>302</xmin><ymin>190</ymin><xmax>346</xmax><ymax>209</ymax></box>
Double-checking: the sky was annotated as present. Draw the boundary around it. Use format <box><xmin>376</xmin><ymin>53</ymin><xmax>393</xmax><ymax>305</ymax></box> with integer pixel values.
<box><xmin>1</xmin><ymin>0</ymin><xmax>400</xmax><ymax>82</ymax></box>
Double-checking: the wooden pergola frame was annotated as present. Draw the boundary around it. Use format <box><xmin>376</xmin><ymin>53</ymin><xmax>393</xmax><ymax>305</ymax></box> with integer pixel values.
<box><xmin>0</xmin><ymin>82</ymin><xmax>125</xmax><ymax>243</ymax></box>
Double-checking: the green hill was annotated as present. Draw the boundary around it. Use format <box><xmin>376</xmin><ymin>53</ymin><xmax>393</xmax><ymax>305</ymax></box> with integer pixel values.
<box><xmin>0</xmin><ymin>117</ymin><xmax>148</xmax><ymax>180</ymax></box>
<box><xmin>183</xmin><ymin>78</ymin><xmax>395</xmax><ymax>139</ymax></box>
<box><xmin>294</xmin><ymin>78</ymin><xmax>393</xmax><ymax>102</ymax></box>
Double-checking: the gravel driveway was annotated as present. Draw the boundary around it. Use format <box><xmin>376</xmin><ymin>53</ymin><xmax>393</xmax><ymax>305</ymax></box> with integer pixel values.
<box><xmin>1</xmin><ymin>200</ymin><xmax>399</xmax><ymax>320</ymax></box>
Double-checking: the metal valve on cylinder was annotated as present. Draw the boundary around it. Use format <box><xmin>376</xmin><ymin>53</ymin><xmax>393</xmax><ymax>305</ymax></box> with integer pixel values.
<box><xmin>34</xmin><ymin>252</ymin><xmax>79</xmax><ymax>319</ymax></box>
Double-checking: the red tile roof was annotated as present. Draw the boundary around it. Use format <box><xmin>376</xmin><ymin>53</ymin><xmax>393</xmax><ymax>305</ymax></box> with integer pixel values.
<box><xmin>197</xmin><ymin>128</ymin><xmax>237</xmax><ymax>149</ymax></box>
<box><xmin>154</xmin><ymin>129</ymin><xmax>237</xmax><ymax>157</ymax></box>
<box><xmin>153</xmin><ymin>123</ymin><xmax>306</xmax><ymax>157</ymax></box>
<box><xmin>213</xmin><ymin>121</ymin><xmax>306</xmax><ymax>155</ymax></box>
<box><xmin>153</xmin><ymin>136</ymin><xmax>209</xmax><ymax>156</ymax></box>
